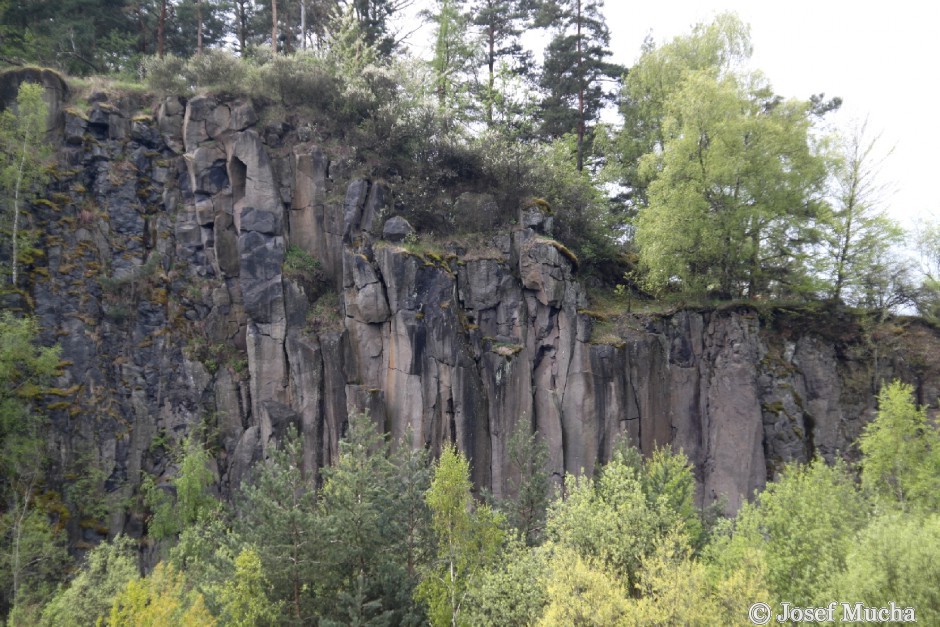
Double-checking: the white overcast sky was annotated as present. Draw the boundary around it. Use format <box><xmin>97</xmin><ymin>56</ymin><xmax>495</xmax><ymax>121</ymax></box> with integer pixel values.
<box><xmin>401</xmin><ymin>1</ymin><xmax>940</xmax><ymax>228</ymax></box>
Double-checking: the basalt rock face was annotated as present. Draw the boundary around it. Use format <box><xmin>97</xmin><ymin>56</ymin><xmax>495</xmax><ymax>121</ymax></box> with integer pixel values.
<box><xmin>20</xmin><ymin>91</ymin><xmax>940</xmax><ymax>548</ymax></box>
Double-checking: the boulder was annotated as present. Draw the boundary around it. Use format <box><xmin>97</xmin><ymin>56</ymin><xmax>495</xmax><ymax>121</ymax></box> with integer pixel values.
<box><xmin>383</xmin><ymin>216</ymin><xmax>415</xmax><ymax>243</ymax></box>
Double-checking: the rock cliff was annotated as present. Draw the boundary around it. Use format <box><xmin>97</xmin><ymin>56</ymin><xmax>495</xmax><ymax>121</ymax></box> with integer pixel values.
<box><xmin>13</xmin><ymin>87</ymin><xmax>940</xmax><ymax>546</ymax></box>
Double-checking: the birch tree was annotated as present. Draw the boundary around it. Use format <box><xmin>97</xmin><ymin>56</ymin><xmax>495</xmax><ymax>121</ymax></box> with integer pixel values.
<box><xmin>1</xmin><ymin>82</ymin><xmax>50</xmax><ymax>287</ymax></box>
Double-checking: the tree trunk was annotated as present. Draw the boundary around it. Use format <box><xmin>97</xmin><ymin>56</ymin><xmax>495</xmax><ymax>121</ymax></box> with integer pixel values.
<box><xmin>576</xmin><ymin>0</ymin><xmax>585</xmax><ymax>172</ymax></box>
<box><xmin>272</xmin><ymin>0</ymin><xmax>279</xmax><ymax>53</ymax></box>
<box><xmin>282</xmin><ymin>0</ymin><xmax>294</xmax><ymax>53</ymax></box>
<box><xmin>833</xmin><ymin>158</ymin><xmax>860</xmax><ymax>302</ymax></box>
<box><xmin>486</xmin><ymin>22</ymin><xmax>495</xmax><ymax>127</ymax></box>
<box><xmin>197</xmin><ymin>0</ymin><xmax>204</xmax><ymax>55</ymax></box>
<box><xmin>300</xmin><ymin>0</ymin><xmax>306</xmax><ymax>50</ymax></box>
<box><xmin>10</xmin><ymin>116</ymin><xmax>31</xmax><ymax>287</ymax></box>
<box><xmin>158</xmin><ymin>0</ymin><xmax>167</xmax><ymax>58</ymax></box>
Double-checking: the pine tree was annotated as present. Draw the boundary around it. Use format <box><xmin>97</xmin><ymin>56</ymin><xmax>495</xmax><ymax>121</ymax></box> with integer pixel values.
<box><xmin>537</xmin><ymin>0</ymin><xmax>622</xmax><ymax>170</ymax></box>
<box><xmin>427</xmin><ymin>0</ymin><xmax>474</xmax><ymax>121</ymax></box>
<box><xmin>236</xmin><ymin>427</ymin><xmax>320</xmax><ymax>624</ymax></box>
<box><xmin>469</xmin><ymin>0</ymin><xmax>537</xmax><ymax>127</ymax></box>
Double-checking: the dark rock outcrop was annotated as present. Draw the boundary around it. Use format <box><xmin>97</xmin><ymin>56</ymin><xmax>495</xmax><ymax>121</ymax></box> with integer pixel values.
<box><xmin>23</xmin><ymin>90</ymin><xmax>940</xmax><ymax>556</ymax></box>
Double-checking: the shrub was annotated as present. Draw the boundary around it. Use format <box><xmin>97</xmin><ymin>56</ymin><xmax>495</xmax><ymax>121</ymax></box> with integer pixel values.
<box><xmin>183</xmin><ymin>49</ymin><xmax>247</xmax><ymax>94</ymax></box>
<box><xmin>141</xmin><ymin>54</ymin><xmax>190</xmax><ymax>96</ymax></box>
<box><xmin>248</xmin><ymin>52</ymin><xmax>338</xmax><ymax>109</ymax></box>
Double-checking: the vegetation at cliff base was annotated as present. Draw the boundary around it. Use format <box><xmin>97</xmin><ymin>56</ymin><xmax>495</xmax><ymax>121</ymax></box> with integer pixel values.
<box><xmin>9</xmin><ymin>383</ymin><xmax>934</xmax><ymax>625</ymax></box>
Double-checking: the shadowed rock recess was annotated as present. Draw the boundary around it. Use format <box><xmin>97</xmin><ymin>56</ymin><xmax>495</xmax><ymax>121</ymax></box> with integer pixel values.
<box><xmin>22</xmin><ymin>92</ymin><xmax>940</xmax><ymax>547</ymax></box>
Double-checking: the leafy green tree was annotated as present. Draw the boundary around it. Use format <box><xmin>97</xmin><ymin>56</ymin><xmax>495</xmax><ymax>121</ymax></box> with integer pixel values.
<box><xmin>427</xmin><ymin>0</ymin><xmax>474</xmax><ymax>120</ymax></box>
<box><xmin>537</xmin><ymin>0</ymin><xmax>623</xmax><ymax>170</ymax></box>
<box><xmin>0</xmin><ymin>507</ymin><xmax>68</xmax><ymax>625</ymax></box>
<box><xmin>217</xmin><ymin>547</ymin><xmax>281</xmax><ymax>626</ymax></box>
<box><xmin>829</xmin><ymin>513</ymin><xmax>940</xmax><ymax>624</ymax></box>
<box><xmin>538</xmin><ymin>545</ymin><xmax>629</xmax><ymax>626</ymax></box>
<box><xmin>236</xmin><ymin>426</ymin><xmax>320</xmax><ymax>624</ymax></box>
<box><xmin>545</xmin><ymin>450</ymin><xmax>657</xmax><ymax>592</ymax></box>
<box><xmin>40</xmin><ymin>535</ymin><xmax>139</xmax><ymax>627</ymax></box>
<box><xmin>0</xmin><ymin>1</ymin><xmax>124</xmax><ymax>72</ymax></box>
<box><xmin>1</xmin><ymin>82</ymin><xmax>51</xmax><ymax>287</ymax></box>
<box><xmin>108</xmin><ymin>561</ymin><xmax>216</xmax><ymax>626</ymax></box>
<box><xmin>640</xmin><ymin>446</ymin><xmax>709</xmax><ymax>550</ymax></box>
<box><xmin>710</xmin><ymin>459</ymin><xmax>867</xmax><ymax>606</ymax></box>
<box><xmin>497</xmin><ymin>421</ymin><xmax>550</xmax><ymax>546</ymax></box>
<box><xmin>546</xmin><ymin>444</ymin><xmax>706</xmax><ymax>593</ymax></box>
<box><xmin>346</xmin><ymin>0</ymin><xmax>406</xmax><ymax>57</ymax></box>
<box><xmin>859</xmin><ymin>381</ymin><xmax>940</xmax><ymax>511</ymax></box>
<box><xmin>825</xmin><ymin>121</ymin><xmax>906</xmax><ymax>308</ymax></box>
<box><xmin>621</xmin><ymin>529</ymin><xmax>723</xmax><ymax>625</ymax></box>
<box><xmin>635</xmin><ymin>70</ymin><xmax>828</xmax><ymax>299</ymax></box>
<box><xmin>417</xmin><ymin>444</ymin><xmax>505</xmax><ymax>627</ymax></box>
<box><xmin>0</xmin><ymin>313</ymin><xmax>60</xmax><ymax>459</ymax></box>
<box><xmin>317</xmin><ymin>411</ymin><xmax>399</xmax><ymax>623</ymax></box>
<box><xmin>0</xmin><ymin>313</ymin><xmax>64</xmax><ymax>621</ymax></box>
<box><xmin>469</xmin><ymin>0</ymin><xmax>536</xmax><ymax>127</ymax></box>
<box><xmin>383</xmin><ymin>432</ymin><xmax>434</xmax><ymax>624</ymax></box>
<box><xmin>462</xmin><ymin>538</ymin><xmax>549</xmax><ymax>625</ymax></box>
<box><xmin>143</xmin><ymin>434</ymin><xmax>219</xmax><ymax>542</ymax></box>
<box><xmin>168</xmin><ymin>515</ymin><xmax>239</xmax><ymax>615</ymax></box>
<box><xmin>610</xmin><ymin>13</ymin><xmax>752</xmax><ymax>209</ymax></box>
<box><xmin>163</xmin><ymin>0</ymin><xmax>231</xmax><ymax>57</ymax></box>
<box><xmin>913</xmin><ymin>218</ymin><xmax>940</xmax><ymax>321</ymax></box>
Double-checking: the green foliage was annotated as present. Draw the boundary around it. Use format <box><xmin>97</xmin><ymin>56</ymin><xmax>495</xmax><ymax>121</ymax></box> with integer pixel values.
<box><xmin>236</xmin><ymin>426</ymin><xmax>320</xmax><ymax>624</ymax></box>
<box><xmin>824</xmin><ymin>121</ymin><xmax>908</xmax><ymax>309</ymax></box>
<box><xmin>538</xmin><ymin>545</ymin><xmax>630</xmax><ymax>626</ymax></box>
<box><xmin>635</xmin><ymin>68</ymin><xmax>828</xmax><ymax>299</ymax></box>
<box><xmin>218</xmin><ymin>547</ymin><xmax>281</xmax><ymax>627</ymax></box>
<box><xmin>462</xmin><ymin>539</ymin><xmax>549</xmax><ymax>626</ymax></box>
<box><xmin>283</xmin><ymin>245</ymin><xmax>322</xmax><ymax>281</ymax></box>
<box><xmin>525</xmin><ymin>136</ymin><xmax>619</xmax><ymax>270</ymax></box>
<box><xmin>0</xmin><ymin>81</ymin><xmax>52</xmax><ymax>286</ymax></box>
<box><xmin>710</xmin><ymin>458</ymin><xmax>867</xmax><ymax>605</ymax></box>
<box><xmin>428</xmin><ymin>0</ymin><xmax>474</xmax><ymax>121</ymax></box>
<box><xmin>622</xmin><ymin>529</ymin><xmax>723</xmax><ymax>625</ymax></box>
<box><xmin>417</xmin><ymin>444</ymin><xmax>505</xmax><ymax>626</ymax></box>
<box><xmin>0</xmin><ymin>313</ymin><xmax>65</xmax><ymax>620</ymax></box>
<box><xmin>40</xmin><ymin>535</ymin><xmax>138</xmax><ymax>627</ymax></box>
<box><xmin>139</xmin><ymin>54</ymin><xmax>190</xmax><ymax>96</ymax></box>
<box><xmin>108</xmin><ymin>561</ymin><xmax>216</xmax><ymax>626</ymax></box>
<box><xmin>346</xmin><ymin>0</ymin><xmax>402</xmax><ymax>57</ymax></box>
<box><xmin>612</xmin><ymin>12</ymin><xmax>753</xmax><ymax>209</ymax></box>
<box><xmin>142</xmin><ymin>434</ymin><xmax>218</xmax><ymax>542</ymax></box>
<box><xmin>859</xmin><ymin>380</ymin><xmax>940</xmax><ymax>511</ymax></box>
<box><xmin>546</xmin><ymin>443</ymin><xmax>705</xmax><ymax>593</ymax></box>
<box><xmin>499</xmin><ymin>421</ymin><xmax>551</xmax><ymax>546</ymax></box>
<box><xmin>641</xmin><ymin>447</ymin><xmax>706</xmax><ymax>549</ymax></box>
<box><xmin>0</xmin><ymin>506</ymin><xmax>69</xmax><ymax>623</ymax></box>
<box><xmin>317</xmin><ymin>411</ymin><xmax>419</xmax><ymax>624</ymax></box>
<box><xmin>167</xmin><ymin>515</ymin><xmax>238</xmax><ymax>615</ymax></box>
<box><xmin>829</xmin><ymin>512</ymin><xmax>940</xmax><ymax>623</ymax></box>
<box><xmin>469</xmin><ymin>0</ymin><xmax>537</xmax><ymax>129</ymax></box>
<box><xmin>537</xmin><ymin>0</ymin><xmax>623</xmax><ymax>171</ymax></box>
<box><xmin>914</xmin><ymin>218</ymin><xmax>940</xmax><ymax>321</ymax></box>
<box><xmin>546</xmin><ymin>451</ymin><xmax>655</xmax><ymax>591</ymax></box>
<box><xmin>0</xmin><ymin>313</ymin><xmax>60</xmax><ymax>449</ymax></box>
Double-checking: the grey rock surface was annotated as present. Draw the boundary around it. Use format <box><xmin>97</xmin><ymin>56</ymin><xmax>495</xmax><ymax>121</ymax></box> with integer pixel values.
<box><xmin>23</xmin><ymin>91</ymin><xmax>940</xmax><ymax>564</ymax></box>
<box><xmin>382</xmin><ymin>216</ymin><xmax>415</xmax><ymax>243</ymax></box>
